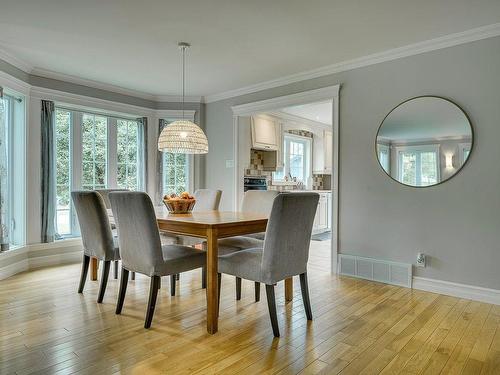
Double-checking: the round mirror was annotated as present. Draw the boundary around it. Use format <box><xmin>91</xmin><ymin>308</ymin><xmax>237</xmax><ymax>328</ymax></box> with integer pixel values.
<box><xmin>376</xmin><ymin>96</ymin><xmax>473</xmax><ymax>187</ymax></box>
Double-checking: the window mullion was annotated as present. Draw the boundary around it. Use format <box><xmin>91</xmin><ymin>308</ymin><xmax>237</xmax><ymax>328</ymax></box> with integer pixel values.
<box><xmin>107</xmin><ymin>118</ymin><xmax>117</xmax><ymax>188</ymax></box>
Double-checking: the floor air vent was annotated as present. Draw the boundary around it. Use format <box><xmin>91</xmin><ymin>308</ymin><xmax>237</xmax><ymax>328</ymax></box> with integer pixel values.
<box><xmin>339</xmin><ymin>254</ymin><xmax>412</xmax><ymax>288</ymax></box>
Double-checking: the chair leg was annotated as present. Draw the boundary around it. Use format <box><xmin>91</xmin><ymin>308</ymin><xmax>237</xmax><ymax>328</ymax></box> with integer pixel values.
<box><xmin>78</xmin><ymin>255</ymin><xmax>90</xmax><ymax>293</ymax></box>
<box><xmin>170</xmin><ymin>274</ymin><xmax>176</xmax><ymax>296</ymax></box>
<box><xmin>217</xmin><ymin>273</ymin><xmax>222</xmax><ymax>317</ymax></box>
<box><xmin>265</xmin><ymin>284</ymin><xmax>280</xmax><ymax>337</ymax></box>
<box><xmin>114</xmin><ymin>261</ymin><xmax>119</xmax><ymax>279</ymax></box>
<box><xmin>116</xmin><ymin>268</ymin><xmax>129</xmax><ymax>314</ymax></box>
<box><xmin>97</xmin><ymin>261</ymin><xmax>111</xmax><ymax>303</ymax></box>
<box><xmin>255</xmin><ymin>282</ymin><xmax>260</xmax><ymax>302</ymax></box>
<box><xmin>236</xmin><ymin>277</ymin><xmax>242</xmax><ymax>300</ymax></box>
<box><xmin>300</xmin><ymin>273</ymin><xmax>313</xmax><ymax>320</ymax></box>
<box><xmin>131</xmin><ymin>272</ymin><xmax>135</xmax><ymax>280</ymax></box>
<box><xmin>145</xmin><ymin>275</ymin><xmax>161</xmax><ymax>329</ymax></box>
<box><xmin>201</xmin><ymin>266</ymin><xmax>207</xmax><ymax>289</ymax></box>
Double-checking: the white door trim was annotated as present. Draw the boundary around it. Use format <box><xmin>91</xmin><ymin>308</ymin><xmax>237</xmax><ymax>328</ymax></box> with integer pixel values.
<box><xmin>231</xmin><ymin>84</ymin><xmax>340</xmax><ymax>274</ymax></box>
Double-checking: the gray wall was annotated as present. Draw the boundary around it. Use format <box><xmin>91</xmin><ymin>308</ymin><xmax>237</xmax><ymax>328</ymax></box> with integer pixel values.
<box><xmin>205</xmin><ymin>36</ymin><xmax>500</xmax><ymax>290</ymax></box>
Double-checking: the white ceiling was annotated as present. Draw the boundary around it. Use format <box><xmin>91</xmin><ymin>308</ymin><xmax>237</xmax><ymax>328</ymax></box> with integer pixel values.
<box><xmin>1</xmin><ymin>1</ymin><xmax>500</xmax><ymax>98</ymax></box>
<box><xmin>377</xmin><ymin>97</ymin><xmax>472</xmax><ymax>141</ymax></box>
<box><xmin>280</xmin><ymin>101</ymin><xmax>332</xmax><ymax>125</ymax></box>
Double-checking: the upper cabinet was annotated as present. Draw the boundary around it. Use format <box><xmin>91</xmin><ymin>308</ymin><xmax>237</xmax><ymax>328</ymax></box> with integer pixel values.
<box><xmin>313</xmin><ymin>130</ymin><xmax>333</xmax><ymax>174</ymax></box>
<box><xmin>251</xmin><ymin>115</ymin><xmax>280</xmax><ymax>151</ymax></box>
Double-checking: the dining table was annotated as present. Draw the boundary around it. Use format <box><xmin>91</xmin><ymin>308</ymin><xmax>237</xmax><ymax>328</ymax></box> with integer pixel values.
<box><xmin>94</xmin><ymin>208</ymin><xmax>295</xmax><ymax>334</ymax></box>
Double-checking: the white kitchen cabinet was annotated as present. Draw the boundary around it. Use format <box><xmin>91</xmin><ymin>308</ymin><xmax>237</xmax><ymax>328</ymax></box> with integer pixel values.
<box><xmin>251</xmin><ymin>115</ymin><xmax>280</xmax><ymax>151</ymax></box>
<box><xmin>313</xmin><ymin>130</ymin><xmax>333</xmax><ymax>175</ymax></box>
<box><xmin>312</xmin><ymin>191</ymin><xmax>331</xmax><ymax>234</ymax></box>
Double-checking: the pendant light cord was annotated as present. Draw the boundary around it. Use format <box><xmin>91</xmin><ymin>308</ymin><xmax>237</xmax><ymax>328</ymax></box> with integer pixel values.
<box><xmin>182</xmin><ymin>45</ymin><xmax>185</xmax><ymax>120</ymax></box>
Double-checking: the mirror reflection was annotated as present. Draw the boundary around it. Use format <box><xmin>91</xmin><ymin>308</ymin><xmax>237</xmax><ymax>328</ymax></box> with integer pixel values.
<box><xmin>376</xmin><ymin>96</ymin><xmax>472</xmax><ymax>187</ymax></box>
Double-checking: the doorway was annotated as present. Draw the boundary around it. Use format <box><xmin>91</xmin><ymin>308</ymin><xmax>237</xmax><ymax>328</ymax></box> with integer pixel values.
<box><xmin>231</xmin><ymin>85</ymin><xmax>340</xmax><ymax>273</ymax></box>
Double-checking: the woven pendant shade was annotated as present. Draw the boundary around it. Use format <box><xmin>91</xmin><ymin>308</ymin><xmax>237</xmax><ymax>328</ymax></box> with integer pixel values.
<box><xmin>158</xmin><ymin>119</ymin><xmax>209</xmax><ymax>154</ymax></box>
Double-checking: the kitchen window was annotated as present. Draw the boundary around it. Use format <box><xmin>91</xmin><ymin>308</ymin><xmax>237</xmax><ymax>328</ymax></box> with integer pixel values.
<box><xmin>273</xmin><ymin>134</ymin><xmax>312</xmax><ymax>184</ymax></box>
<box><xmin>55</xmin><ymin>108</ymin><xmax>145</xmax><ymax>238</ymax></box>
<box><xmin>395</xmin><ymin>145</ymin><xmax>440</xmax><ymax>187</ymax></box>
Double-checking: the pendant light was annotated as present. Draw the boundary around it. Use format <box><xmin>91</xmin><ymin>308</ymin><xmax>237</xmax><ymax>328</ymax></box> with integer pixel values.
<box><xmin>157</xmin><ymin>42</ymin><xmax>208</xmax><ymax>154</ymax></box>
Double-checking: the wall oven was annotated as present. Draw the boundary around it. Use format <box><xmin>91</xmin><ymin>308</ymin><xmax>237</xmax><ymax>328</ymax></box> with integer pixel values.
<box><xmin>244</xmin><ymin>177</ymin><xmax>268</xmax><ymax>192</ymax></box>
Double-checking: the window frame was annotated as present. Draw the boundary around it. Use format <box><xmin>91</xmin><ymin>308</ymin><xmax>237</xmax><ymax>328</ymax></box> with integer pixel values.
<box><xmin>55</xmin><ymin>106</ymin><xmax>145</xmax><ymax>238</ymax></box>
<box><xmin>273</xmin><ymin>133</ymin><xmax>312</xmax><ymax>184</ymax></box>
<box><xmin>395</xmin><ymin>144</ymin><xmax>440</xmax><ymax>186</ymax></box>
<box><xmin>458</xmin><ymin>142</ymin><xmax>472</xmax><ymax>164</ymax></box>
<box><xmin>377</xmin><ymin>143</ymin><xmax>390</xmax><ymax>174</ymax></box>
<box><xmin>0</xmin><ymin>90</ymin><xmax>26</xmax><ymax>248</ymax></box>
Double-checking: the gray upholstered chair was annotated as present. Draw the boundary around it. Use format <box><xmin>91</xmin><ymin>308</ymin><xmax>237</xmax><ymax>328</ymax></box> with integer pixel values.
<box><xmin>109</xmin><ymin>191</ymin><xmax>206</xmax><ymax>328</ymax></box>
<box><xmin>217</xmin><ymin>192</ymin><xmax>319</xmax><ymax>337</ymax></box>
<box><xmin>161</xmin><ymin>189</ymin><xmax>222</xmax><ymax>290</ymax></box>
<box><xmin>72</xmin><ymin>191</ymin><xmax>120</xmax><ymax>303</ymax></box>
<box><xmin>95</xmin><ymin>188</ymin><xmax>131</xmax><ymax>279</ymax></box>
<box><xmin>210</xmin><ymin>190</ymin><xmax>279</xmax><ymax>301</ymax></box>
<box><xmin>95</xmin><ymin>188</ymin><xmax>129</xmax><ymax>210</ymax></box>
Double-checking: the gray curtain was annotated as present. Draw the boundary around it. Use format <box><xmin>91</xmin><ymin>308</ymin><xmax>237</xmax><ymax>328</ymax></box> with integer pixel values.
<box><xmin>41</xmin><ymin>100</ymin><xmax>56</xmax><ymax>243</ymax></box>
<box><xmin>155</xmin><ymin>119</ymin><xmax>165</xmax><ymax>204</ymax></box>
<box><xmin>0</xmin><ymin>87</ymin><xmax>8</xmax><ymax>251</ymax></box>
<box><xmin>137</xmin><ymin>117</ymin><xmax>148</xmax><ymax>192</ymax></box>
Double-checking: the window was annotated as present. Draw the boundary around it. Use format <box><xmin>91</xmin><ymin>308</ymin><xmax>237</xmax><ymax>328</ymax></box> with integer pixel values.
<box><xmin>459</xmin><ymin>142</ymin><xmax>472</xmax><ymax>164</ymax></box>
<box><xmin>377</xmin><ymin>144</ymin><xmax>390</xmax><ymax>174</ymax></box>
<box><xmin>273</xmin><ymin>134</ymin><xmax>312</xmax><ymax>183</ymax></box>
<box><xmin>55</xmin><ymin>108</ymin><xmax>144</xmax><ymax>238</ymax></box>
<box><xmin>161</xmin><ymin>120</ymin><xmax>192</xmax><ymax>196</ymax></box>
<box><xmin>163</xmin><ymin>153</ymin><xmax>189</xmax><ymax>195</ymax></box>
<box><xmin>0</xmin><ymin>90</ymin><xmax>25</xmax><ymax>249</ymax></box>
<box><xmin>55</xmin><ymin>109</ymin><xmax>72</xmax><ymax>236</ymax></box>
<box><xmin>82</xmin><ymin>114</ymin><xmax>107</xmax><ymax>190</ymax></box>
<box><xmin>117</xmin><ymin>119</ymin><xmax>140</xmax><ymax>190</ymax></box>
<box><xmin>396</xmin><ymin>145</ymin><xmax>440</xmax><ymax>187</ymax></box>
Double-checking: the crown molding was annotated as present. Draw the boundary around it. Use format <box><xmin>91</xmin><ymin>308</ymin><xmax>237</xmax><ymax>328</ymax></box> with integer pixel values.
<box><xmin>205</xmin><ymin>22</ymin><xmax>500</xmax><ymax>103</ymax></box>
<box><xmin>0</xmin><ymin>70</ymin><xmax>31</xmax><ymax>95</ymax></box>
<box><xmin>0</xmin><ymin>46</ymin><xmax>33</xmax><ymax>73</ymax></box>
<box><xmin>30</xmin><ymin>67</ymin><xmax>201</xmax><ymax>103</ymax></box>
<box><xmin>231</xmin><ymin>85</ymin><xmax>339</xmax><ymax>116</ymax></box>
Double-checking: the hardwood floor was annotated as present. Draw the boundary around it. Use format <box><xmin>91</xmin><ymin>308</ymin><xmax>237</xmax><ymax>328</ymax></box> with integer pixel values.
<box><xmin>1</xmin><ymin>241</ymin><xmax>499</xmax><ymax>374</ymax></box>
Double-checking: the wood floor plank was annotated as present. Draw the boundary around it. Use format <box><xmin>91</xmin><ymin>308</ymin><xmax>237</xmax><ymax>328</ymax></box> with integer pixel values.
<box><xmin>1</xmin><ymin>241</ymin><xmax>499</xmax><ymax>375</ymax></box>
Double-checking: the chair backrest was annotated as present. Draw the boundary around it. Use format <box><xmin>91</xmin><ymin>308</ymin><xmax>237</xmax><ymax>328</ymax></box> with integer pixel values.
<box><xmin>109</xmin><ymin>191</ymin><xmax>163</xmax><ymax>276</ymax></box>
<box><xmin>71</xmin><ymin>191</ymin><xmax>115</xmax><ymax>260</ymax></box>
<box><xmin>260</xmin><ymin>193</ymin><xmax>319</xmax><ymax>284</ymax></box>
<box><xmin>193</xmin><ymin>189</ymin><xmax>222</xmax><ymax>211</ymax></box>
<box><xmin>241</xmin><ymin>190</ymin><xmax>279</xmax><ymax>216</ymax></box>
<box><xmin>95</xmin><ymin>189</ymin><xmax>129</xmax><ymax>209</ymax></box>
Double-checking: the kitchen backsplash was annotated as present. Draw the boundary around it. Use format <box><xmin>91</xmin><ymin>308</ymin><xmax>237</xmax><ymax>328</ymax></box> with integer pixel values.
<box><xmin>245</xmin><ymin>149</ymin><xmax>273</xmax><ymax>179</ymax></box>
<box><xmin>312</xmin><ymin>174</ymin><xmax>331</xmax><ymax>190</ymax></box>
<box><xmin>287</xmin><ymin>129</ymin><xmax>313</xmax><ymax>138</ymax></box>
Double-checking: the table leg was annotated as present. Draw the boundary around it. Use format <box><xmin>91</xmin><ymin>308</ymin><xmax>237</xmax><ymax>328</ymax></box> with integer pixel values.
<box><xmin>285</xmin><ymin>277</ymin><xmax>293</xmax><ymax>302</ymax></box>
<box><xmin>206</xmin><ymin>228</ymin><xmax>219</xmax><ymax>334</ymax></box>
<box><xmin>90</xmin><ymin>258</ymin><xmax>98</xmax><ymax>281</ymax></box>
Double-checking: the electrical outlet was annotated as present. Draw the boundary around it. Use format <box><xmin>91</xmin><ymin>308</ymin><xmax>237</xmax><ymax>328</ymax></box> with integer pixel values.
<box><xmin>416</xmin><ymin>252</ymin><xmax>426</xmax><ymax>268</ymax></box>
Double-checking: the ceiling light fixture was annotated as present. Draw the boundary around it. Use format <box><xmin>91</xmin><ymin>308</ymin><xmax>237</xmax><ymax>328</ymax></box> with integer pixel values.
<box><xmin>158</xmin><ymin>42</ymin><xmax>208</xmax><ymax>154</ymax></box>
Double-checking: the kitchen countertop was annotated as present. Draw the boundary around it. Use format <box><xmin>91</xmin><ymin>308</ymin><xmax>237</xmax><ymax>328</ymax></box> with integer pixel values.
<box><xmin>282</xmin><ymin>189</ymin><xmax>331</xmax><ymax>193</ymax></box>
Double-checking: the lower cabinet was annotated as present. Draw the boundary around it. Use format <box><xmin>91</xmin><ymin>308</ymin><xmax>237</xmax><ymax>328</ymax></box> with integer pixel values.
<box><xmin>312</xmin><ymin>192</ymin><xmax>331</xmax><ymax>234</ymax></box>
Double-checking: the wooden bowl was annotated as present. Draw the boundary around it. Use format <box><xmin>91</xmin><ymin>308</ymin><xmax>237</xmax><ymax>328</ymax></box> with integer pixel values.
<box><xmin>163</xmin><ymin>198</ymin><xmax>196</xmax><ymax>214</ymax></box>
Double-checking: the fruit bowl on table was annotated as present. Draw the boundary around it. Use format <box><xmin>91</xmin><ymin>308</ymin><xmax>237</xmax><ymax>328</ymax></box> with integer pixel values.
<box><xmin>163</xmin><ymin>192</ymin><xmax>196</xmax><ymax>214</ymax></box>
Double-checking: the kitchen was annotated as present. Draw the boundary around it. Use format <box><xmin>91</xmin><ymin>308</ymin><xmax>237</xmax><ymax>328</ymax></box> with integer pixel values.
<box><xmin>239</xmin><ymin>100</ymin><xmax>333</xmax><ymax>240</ymax></box>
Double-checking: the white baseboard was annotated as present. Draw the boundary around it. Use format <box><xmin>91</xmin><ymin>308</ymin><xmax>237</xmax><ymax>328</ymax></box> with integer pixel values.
<box><xmin>0</xmin><ymin>258</ymin><xmax>29</xmax><ymax>280</ymax></box>
<box><xmin>28</xmin><ymin>251</ymin><xmax>82</xmax><ymax>269</ymax></box>
<box><xmin>0</xmin><ymin>239</ymin><xmax>83</xmax><ymax>280</ymax></box>
<box><xmin>412</xmin><ymin>276</ymin><xmax>500</xmax><ymax>306</ymax></box>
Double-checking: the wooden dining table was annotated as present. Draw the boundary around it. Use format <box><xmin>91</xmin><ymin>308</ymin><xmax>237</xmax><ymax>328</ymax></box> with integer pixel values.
<box><xmin>94</xmin><ymin>208</ymin><xmax>294</xmax><ymax>334</ymax></box>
